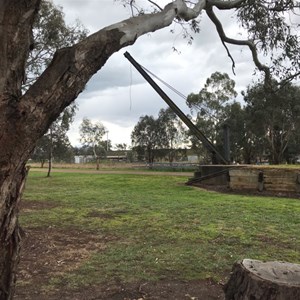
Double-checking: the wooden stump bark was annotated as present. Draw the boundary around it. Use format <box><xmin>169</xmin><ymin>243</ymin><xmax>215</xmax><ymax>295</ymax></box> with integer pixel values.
<box><xmin>224</xmin><ymin>259</ymin><xmax>300</xmax><ymax>300</ymax></box>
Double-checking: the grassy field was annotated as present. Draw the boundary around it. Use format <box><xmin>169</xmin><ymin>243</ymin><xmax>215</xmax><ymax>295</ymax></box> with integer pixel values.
<box><xmin>20</xmin><ymin>170</ymin><xmax>300</xmax><ymax>292</ymax></box>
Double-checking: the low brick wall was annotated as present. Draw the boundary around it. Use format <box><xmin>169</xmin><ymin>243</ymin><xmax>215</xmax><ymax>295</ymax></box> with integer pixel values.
<box><xmin>229</xmin><ymin>167</ymin><xmax>300</xmax><ymax>193</ymax></box>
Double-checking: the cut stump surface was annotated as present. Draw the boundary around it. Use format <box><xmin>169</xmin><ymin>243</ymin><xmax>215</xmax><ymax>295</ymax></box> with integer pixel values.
<box><xmin>224</xmin><ymin>259</ymin><xmax>300</xmax><ymax>300</ymax></box>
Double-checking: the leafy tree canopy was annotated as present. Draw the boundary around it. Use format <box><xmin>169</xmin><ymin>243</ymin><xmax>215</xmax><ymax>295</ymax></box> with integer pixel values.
<box><xmin>79</xmin><ymin>118</ymin><xmax>107</xmax><ymax>169</ymax></box>
<box><xmin>187</xmin><ymin>72</ymin><xmax>237</xmax><ymax>118</ymax></box>
<box><xmin>131</xmin><ymin>109</ymin><xmax>185</xmax><ymax>163</ymax></box>
<box><xmin>80</xmin><ymin>118</ymin><xmax>106</xmax><ymax>149</ymax></box>
<box><xmin>185</xmin><ymin>72</ymin><xmax>237</xmax><ymax>162</ymax></box>
<box><xmin>243</xmin><ymin>80</ymin><xmax>300</xmax><ymax>164</ymax></box>
<box><xmin>25</xmin><ymin>0</ymin><xmax>88</xmax><ymax>89</ymax></box>
<box><xmin>120</xmin><ymin>0</ymin><xmax>300</xmax><ymax>86</ymax></box>
<box><xmin>27</xmin><ymin>0</ymin><xmax>87</xmax><ymax>168</ymax></box>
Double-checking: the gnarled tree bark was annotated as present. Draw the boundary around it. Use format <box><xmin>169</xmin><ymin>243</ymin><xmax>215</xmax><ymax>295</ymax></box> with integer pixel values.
<box><xmin>0</xmin><ymin>1</ymin><xmax>40</xmax><ymax>297</ymax></box>
<box><xmin>0</xmin><ymin>166</ymin><xmax>29</xmax><ymax>299</ymax></box>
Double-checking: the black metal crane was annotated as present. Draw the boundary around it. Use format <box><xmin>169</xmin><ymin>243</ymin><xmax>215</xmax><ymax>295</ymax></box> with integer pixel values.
<box><xmin>124</xmin><ymin>51</ymin><xmax>229</xmax><ymax>165</ymax></box>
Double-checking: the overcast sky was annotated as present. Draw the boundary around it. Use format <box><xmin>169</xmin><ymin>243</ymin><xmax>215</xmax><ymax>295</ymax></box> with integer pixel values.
<box><xmin>53</xmin><ymin>0</ymin><xmax>261</xmax><ymax>148</ymax></box>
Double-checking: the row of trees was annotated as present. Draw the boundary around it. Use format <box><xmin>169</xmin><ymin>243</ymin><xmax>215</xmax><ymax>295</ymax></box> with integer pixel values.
<box><xmin>131</xmin><ymin>108</ymin><xmax>185</xmax><ymax>163</ymax></box>
<box><xmin>32</xmin><ymin>116</ymin><xmax>129</xmax><ymax>170</ymax></box>
<box><xmin>25</xmin><ymin>1</ymin><xmax>300</xmax><ymax>172</ymax></box>
<box><xmin>193</xmin><ymin>75</ymin><xmax>300</xmax><ymax>165</ymax></box>
<box><xmin>34</xmin><ymin>73</ymin><xmax>300</xmax><ymax>168</ymax></box>
<box><xmin>27</xmin><ymin>1</ymin><xmax>300</xmax><ymax>171</ymax></box>
<box><xmin>131</xmin><ymin>72</ymin><xmax>300</xmax><ymax>165</ymax></box>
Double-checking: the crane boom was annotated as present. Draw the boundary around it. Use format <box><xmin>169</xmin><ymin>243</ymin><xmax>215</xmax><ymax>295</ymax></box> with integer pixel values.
<box><xmin>124</xmin><ymin>51</ymin><xmax>228</xmax><ymax>165</ymax></box>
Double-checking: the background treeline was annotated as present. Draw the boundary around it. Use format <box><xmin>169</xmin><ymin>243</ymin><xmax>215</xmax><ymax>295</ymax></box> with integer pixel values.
<box><xmin>32</xmin><ymin>74</ymin><xmax>300</xmax><ymax>167</ymax></box>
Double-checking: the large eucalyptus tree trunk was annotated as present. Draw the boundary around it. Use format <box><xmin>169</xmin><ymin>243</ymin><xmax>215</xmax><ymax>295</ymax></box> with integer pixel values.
<box><xmin>0</xmin><ymin>0</ymin><xmax>207</xmax><ymax>298</ymax></box>
<box><xmin>0</xmin><ymin>165</ymin><xmax>29</xmax><ymax>299</ymax></box>
<box><xmin>0</xmin><ymin>1</ymin><xmax>40</xmax><ymax>296</ymax></box>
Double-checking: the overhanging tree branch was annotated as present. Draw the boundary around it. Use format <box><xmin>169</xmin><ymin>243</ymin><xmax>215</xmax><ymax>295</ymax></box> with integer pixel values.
<box><xmin>147</xmin><ymin>0</ymin><xmax>163</xmax><ymax>11</ymax></box>
<box><xmin>205</xmin><ymin>5</ymin><xmax>271</xmax><ymax>82</ymax></box>
<box><xmin>207</xmin><ymin>0</ymin><xmax>246</xmax><ymax>9</ymax></box>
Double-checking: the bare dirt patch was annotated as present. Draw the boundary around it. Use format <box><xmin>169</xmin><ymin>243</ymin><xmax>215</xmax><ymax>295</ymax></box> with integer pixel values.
<box><xmin>20</xmin><ymin>199</ymin><xmax>59</xmax><ymax>212</ymax></box>
<box><xmin>51</xmin><ymin>279</ymin><xmax>224</xmax><ymax>300</ymax></box>
<box><xmin>87</xmin><ymin>209</ymin><xmax>129</xmax><ymax>219</ymax></box>
<box><xmin>15</xmin><ymin>226</ymin><xmax>114</xmax><ymax>299</ymax></box>
<box><xmin>15</xmin><ymin>200</ymin><xmax>225</xmax><ymax>300</ymax></box>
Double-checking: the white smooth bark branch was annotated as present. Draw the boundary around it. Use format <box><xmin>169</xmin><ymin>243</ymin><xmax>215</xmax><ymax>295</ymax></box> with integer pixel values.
<box><xmin>107</xmin><ymin>0</ymin><xmax>206</xmax><ymax>45</ymax></box>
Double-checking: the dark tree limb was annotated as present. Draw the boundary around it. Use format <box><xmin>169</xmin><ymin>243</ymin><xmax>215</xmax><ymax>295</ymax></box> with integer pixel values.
<box><xmin>205</xmin><ymin>5</ymin><xmax>271</xmax><ymax>82</ymax></box>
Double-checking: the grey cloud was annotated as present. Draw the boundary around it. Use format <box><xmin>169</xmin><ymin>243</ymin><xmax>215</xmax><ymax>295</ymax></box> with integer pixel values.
<box><xmin>55</xmin><ymin>0</ymin><xmax>131</xmax><ymax>32</ymax></box>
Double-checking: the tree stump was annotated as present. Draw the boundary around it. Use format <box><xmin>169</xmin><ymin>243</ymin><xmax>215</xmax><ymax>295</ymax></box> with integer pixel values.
<box><xmin>224</xmin><ymin>259</ymin><xmax>300</xmax><ymax>300</ymax></box>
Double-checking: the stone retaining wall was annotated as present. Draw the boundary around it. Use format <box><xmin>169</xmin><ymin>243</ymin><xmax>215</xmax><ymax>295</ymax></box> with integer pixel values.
<box><xmin>229</xmin><ymin>167</ymin><xmax>300</xmax><ymax>193</ymax></box>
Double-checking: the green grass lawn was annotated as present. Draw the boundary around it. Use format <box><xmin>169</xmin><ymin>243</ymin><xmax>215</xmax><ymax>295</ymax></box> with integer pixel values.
<box><xmin>21</xmin><ymin>171</ymin><xmax>300</xmax><ymax>290</ymax></box>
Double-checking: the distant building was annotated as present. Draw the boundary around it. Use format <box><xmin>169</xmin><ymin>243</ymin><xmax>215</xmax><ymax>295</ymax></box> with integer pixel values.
<box><xmin>105</xmin><ymin>150</ymin><xmax>128</xmax><ymax>161</ymax></box>
<box><xmin>74</xmin><ymin>151</ymin><xmax>129</xmax><ymax>164</ymax></box>
<box><xmin>187</xmin><ymin>155</ymin><xmax>199</xmax><ymax>163</ymax></box>
<box><xmin>74</xmin><ymin>155</ymin><xmax>94</xmax><ymax>164</ymax></box>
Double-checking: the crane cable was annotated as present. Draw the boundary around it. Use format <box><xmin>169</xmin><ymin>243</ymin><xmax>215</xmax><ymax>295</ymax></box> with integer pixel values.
<box><xmin>139</xmin><ymin>64</ymin><xmax>219</xmax><ymax>122</ymax></box>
